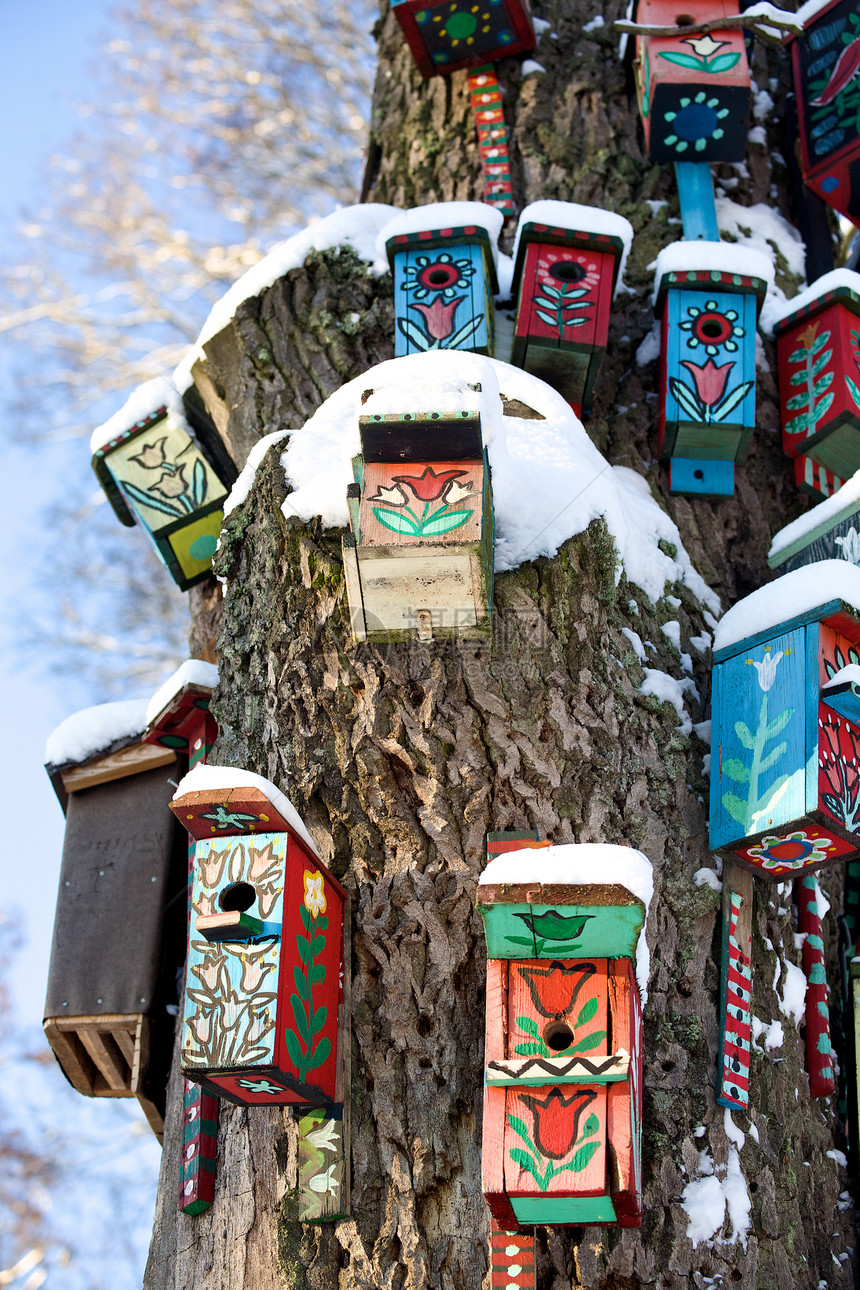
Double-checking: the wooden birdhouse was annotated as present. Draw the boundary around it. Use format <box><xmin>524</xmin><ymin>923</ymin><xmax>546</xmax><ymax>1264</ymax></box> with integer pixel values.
<box><xmin>386</xmin><ymin>220</ymin><xmax>498</xmax><ymax>357</ymax></box>
<box><xmin>44</xmin><ymin>705</ymin><xmax>188</xmax><ymax>1138</ymax></box>
<box><xmin>792</xmin><ymin>0</ymin><xmax>860</xmax><ymax>228</ymax></box>
<box><xmin>775</xmin><ymin>271</ymin><xmax>860</xmax><ymax>482</ymax></box>
<box><xmin>391</xmin><ymin>0</ymin><xmax>535</xmax><ymax>77</ymax></box>
<box><xmin>476</xmin><ymin>837</ymin><xmax>648</xmax><ymax>1229</ymax></box>
<box><xmin>655</xmin><ymin>244</ymin><xmax>771</xmax><ymax>496</ymax></box>
<box><xmin>171</xmin><ymin>769</ymin><xmax>348</xmax><ymax>1108</ymax></box>
<box><xmin>633</xmin><ymin>0</ymin><xmax>751</xmax><ymax>163</ymax></box>
<box><xmin>143</xmin><ymin>659</ymin><xmax>219</xmax><ymax>770</ymax></box>
<box><xmin>768</xmin><ymin>473</ymin><xmax>860</xmax><ymax>574</ymax></box>
<box><xmin>510</xmin><ymin>203</ymin><xmax>633</xmax><ymax>415</ymax></box>
<box><xmin>342</xmin><ymin>408</ymin><xmax>494</xmax><ymax>642</ymax></box>
<box><xmin>710</xmin><ymin>564</ymin><xmax>860</xmax><ymax>878</ymax></box>
<box><xmin>92</xmin><ymin>382</ymin><xmax>235</xmax><ymax>591</ymax></box>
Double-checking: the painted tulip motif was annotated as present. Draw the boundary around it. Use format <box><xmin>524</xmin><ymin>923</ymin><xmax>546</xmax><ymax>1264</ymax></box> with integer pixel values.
<box><xmin>721</xmin><ymin>647</ymin><xmax>794</xmax><ymax>835</ymax></box>
<box><xmin>513</xmin><ymin>959</ymin><xmax>607</xmax><ymax>1059</ymax></box>
<box><xmin>658</xmin><ymin>33</ymin><xmax>741</xmax><ymax>74</ymax></box>
<box><xmin>120</xmin><ymin>434</ymin><xmax>211</xmax><ymax>519</ymax></box>
<box><xmin>411</xmin><ymin>297</ymin><xmax>463</xmax><ymax>342</ymax></box>
<box><xmin>398</xmin><ymin>252</ymin><xmax>484</xmax><ymax>351</ymax></box>
<box><xmin>507</xmin><ymin>1087</ymin><xmax>601</xmax><ymax>1189</ymax></box>
<box><xmin>371</xmin><ymin>465</ymin><xmax>478</xmax><ymax>538</ymax></box>
<box><xmin>670</xmin><ymin>358</ymin><xmax>753</xmax><ymax>424</ymax></box>
<box><xmin>511</xmin><ymin>907</ymin><xmax>593</xmax><ymax>953</ymax></box>
<box><xmin>519</xmin><ymin>961</ymin><xmax>596</xmax><ymax>1018</ymax></box>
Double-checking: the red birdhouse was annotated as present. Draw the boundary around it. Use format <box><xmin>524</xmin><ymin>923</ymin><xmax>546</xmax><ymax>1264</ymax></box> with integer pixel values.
<box><xmin>633</xmin><ymin>0</ymin><xmax>751</xmax><ymax>162</ymax></box>
<box><xmin>775</xmin><ymin>270</ymin><xmax>860</xmax><ymax>483</ymax></box>
<box><xmin>171</xmin><ymin>768</ymin><xmax>348</xmax><ymax>1108</ymax></box>
<box><xmin>792</xmin><ymin>0</ymin><xmax>860</xmax><ymax>228</ymax></box>
<box><xmin>391</xmin><ymin>0</ymin><xmax>535</xmax><ymax>78</ymax></box>
<box><xmin>510</xmin><ymin>201</ymin><xmax>633</xmax><ymax>414</ymax></box>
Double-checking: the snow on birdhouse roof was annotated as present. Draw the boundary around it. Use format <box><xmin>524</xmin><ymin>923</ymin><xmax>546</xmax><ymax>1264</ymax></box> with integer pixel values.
<box><xmin>45</xmin><ymin>698</ymin><xmax>149</xmax><ymax>769</ymax></box>
<box><xmin>512</xmin><ymin>199</ymin><xmax>634</xmax><ymax>290</ymax></box>
<box><xmin>172</xmin><ymin>763</ymin><xmax>320</xmax><ymax>858</ymax></box>
<box><xmin>376</xmin><ymin>202</ymin><xmax>504</xmax><ymax>267</ymax></box>
<box><xmin>145</xmin><ymin>659</ymin><xmax>219</xmax><ymax>727</ymax></box>
<box><xmin>276</xmin><ymin>351</ymin><xmax>720</xmax><ymax>614</ymax></box>
<box><xmin>793</xmin><ymin>0</ymin><xmax>838</xmax><ymax>27</ymax></box>
<box><xmin>172</xmin><ymin>204</ymin><xmax>400</xmax><ymax>387</ymax></box>
<box><xmin>765</xmin><ymin>268</ymin><xmax>860</xmax><ymax>331</ymax></box>
<box><xmin>653</xmin><ymin>240</ymin><xmax>775</xmax><ymax>306</ymax></box>
<box><xmin>823</xmin><ymin>663</ymin><xmax>860</xmax><ymax>690</ymax></box>
<box><xmin>768</xmin><ymin>469</ymin><xmax>860</xmax><ymax>561</ymax></box>
<box><xmin>479</xmin><ymin>842</ymin><xmax>654</xmax><ymax>999</ymax></box>
<box><xmin>89</xmin><ymin>376</ymin><xmax>189</xmax><ymax>456</ymax></box>
<box><xmin>713</xmin><ymin>560</ymin><xmax>860</xmax><ymax>653</ymax></box>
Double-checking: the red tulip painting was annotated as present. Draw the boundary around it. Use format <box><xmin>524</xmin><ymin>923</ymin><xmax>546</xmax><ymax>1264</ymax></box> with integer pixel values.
<box><xmin>366</xmin><ymin>463</ymin><xmax>480</xmax><ymax>539</ymax></box>
<box><xmin>670</xmin><ymin>357</ymin><xmax>754</xmax><ymax>424</ymax></box>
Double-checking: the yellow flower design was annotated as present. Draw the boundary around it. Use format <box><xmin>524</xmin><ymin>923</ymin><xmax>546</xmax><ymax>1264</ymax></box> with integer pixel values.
<box><xmin>303</xmin><ymin>870</ymin><xmax>327</xmax><ymax>919</ymax></box>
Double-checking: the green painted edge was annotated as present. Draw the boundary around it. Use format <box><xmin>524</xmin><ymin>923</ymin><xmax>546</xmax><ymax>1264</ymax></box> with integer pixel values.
<box><xmin>511</xmin><ymin>1194</ymin><xmax>617</xmax><ymax>1224</ymax></box>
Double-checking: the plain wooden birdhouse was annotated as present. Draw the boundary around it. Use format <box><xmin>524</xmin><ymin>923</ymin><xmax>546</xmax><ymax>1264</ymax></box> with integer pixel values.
<box><xmin>792</xmin><ymin>0</ymin><xmax>860</xmax><ymax>228</ymax></box>
<box><xmin>391</xmin><ymin>0</ymin><xmax>534</xmax><ymax>77</ymax></box>
<box><xmin>633</xmin><ymin>0</ymin><xmax>751</xmax><ymax>162</ymax></box>
<box><xmin>342</xmin><ymin>408</ymin><xmax>494</xmax><ymax>642</ymax></box>
<box><xmin>44</xmin><ymin>714</ymin><xmax>187</xmax><ymax>1138</ymax></box>
<box><xmin>775</xmin><ymin>272</ymin><xmax>860</xmax><ymax>483</ymax></box>
<box><xmin>476</xmin><ymin>836</ymin><xmax>646</xmax><ymax>1230</ymax></box>
<box><xmin>92</xmin><ymin>390</ymin><xmax>235</xmax><ymax>591</ymax></box>
<box><xmin>710</xmin><ymin>569</ymin><xmax>860</xmax><ymax>877</ymax></box>
<box><xmin>655</xmin><ymin>247</ymin><xmax>769</xmax><ymax>496</ymax></box>
<box><xmin>386</xmin><ymin>223</ymin><xmax>498</xmax><ymax>357</ymax></box>
<box><xmin>171</xmin><ymin>775</ymin><xmax>347</xmax><ymax>1107</ymax></box>
<box><xmin>510</xmin><ymin>206</ymin><xmax>632</xmax><ymax>415</ymax></box>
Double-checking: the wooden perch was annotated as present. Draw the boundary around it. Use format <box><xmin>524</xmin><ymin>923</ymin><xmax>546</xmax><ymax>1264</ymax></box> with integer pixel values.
<box><xmin>614</xmin><ymin>8</ymin><xmax>802</xmax><ymax>46</ymax></box>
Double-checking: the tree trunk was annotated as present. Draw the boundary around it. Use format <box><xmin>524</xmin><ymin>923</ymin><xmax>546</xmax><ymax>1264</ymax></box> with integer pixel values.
<box><xmin>144</xmin><ymin>2</ymin><xmax>858</xmax><ymax>1287</ymax></box>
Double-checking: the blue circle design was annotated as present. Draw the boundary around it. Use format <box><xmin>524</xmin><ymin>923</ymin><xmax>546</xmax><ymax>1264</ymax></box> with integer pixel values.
<box><xmin>189</xmin><ymin>534</ymin><xmax>218</xmax><ymax>561</ymax></box>
<box><xmin>822</xmin><ymin>175</ymin><xmax>840</xmax><ymax>192</ymax></box>
<box><xmin>674</xmin><ymin>102</ymin><xmax>718</xmax><ymax>142</ymax></box>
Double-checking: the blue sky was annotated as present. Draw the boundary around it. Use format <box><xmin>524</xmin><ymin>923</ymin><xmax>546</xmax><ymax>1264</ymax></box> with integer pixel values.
<box><xmin>1</xmin><ymin>0</ymin><xmax>120</xmax><ymax>1019</ymax></box>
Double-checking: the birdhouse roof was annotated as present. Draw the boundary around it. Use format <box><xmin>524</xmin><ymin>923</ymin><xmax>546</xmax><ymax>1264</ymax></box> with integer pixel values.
<box><xmin>653</xmin><ymin>241</ymin><xmax>774</xmax><ymax>315</ymax></box>
<box><xmin>768</xmin><ymin>467</ymin><xmax>860</xmax><ymax>568</ymax></box>
<box><xmin>770</xmin><ymin>269</ymin><xmax>860</xmax><ymax>336</ymax></box>
<box><xmin>171</xmin><ymin>763</ymin><xmax>322</xmax><ymax>860</ymax></box>
<box><xmin>713</xmin><ymin>560</ymin><xmax>860</xmax><ymax>660</ymax></box>
<box><xmin>511</xmin><ymin>200</ymin><xmax>634</xmax><ymax>294</ymax></box>
<box><xmin>358</xmin><ymin>410</ymin><xmax>483</xmax><ymax>462</ymax></box>
<box><xmin>379</xmin><ymin>201</ymin><xmax>502</xmax><ymax>291</ymax></box>
<box><xmin>145</xmin><ymin>659</ymin><xmax>219</xmax><ymax>728</ymax></box>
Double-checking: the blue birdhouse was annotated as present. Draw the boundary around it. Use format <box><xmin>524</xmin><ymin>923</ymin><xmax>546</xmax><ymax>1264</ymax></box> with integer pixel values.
<box><xmin>710</xmin><ymin>563</ymin><xmax>860</xmax><ymax>878</ymax></box>
<box><xmin>385</xmin><ymin>211</ymin><xmax>499</xmax><ymax>357</ymax></box>
<box><xmin>654</xmin><ymin>244</ymin><xmax>772</xmax><ymax>496</ymax></box>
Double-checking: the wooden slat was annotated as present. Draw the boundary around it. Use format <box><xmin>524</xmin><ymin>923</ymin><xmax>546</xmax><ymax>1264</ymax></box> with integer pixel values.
<box><xmin>44</xmin><ymin>1021</ymin><xmax>97</xmax><ymax>1096</ymax></box>
<box><xmin>78</xmin><ymin>1028</ymin><xmax>131</xmax><ymax>1092</ymax></box>
<box><xmin>61</xmin><ymin>742</ymin><xmax>176</xmax><ymax>793</ymax></box>
<box><xmin>486</xmin><ymin>1053</ymin><xmax>629</xmax><ymax>1086</ymax></box>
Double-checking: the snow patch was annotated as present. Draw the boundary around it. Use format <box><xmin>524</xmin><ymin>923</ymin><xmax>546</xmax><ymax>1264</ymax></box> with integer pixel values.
<box><xmin>46</xmin><ymin>699</ymin><xmax>149</xmax><ymax>767</ymax></box>
<box><xmin>752</xmin><ymin>1016</ymin><xmax>784</xmax><ymax>1050</ymax></box>
<box><xmin>779</xmin><ymin>958</ymin><xmax>807</xmax><ymax>1027</ymax></box>
<box><xmin>521</xmin><ymin>59</ymin><xmax>546</xmax><ymax>74</ymax></box>
<box><xmin>766</xmin><ymin>269</ymin><xmax>860</xmax><ymax>333</ymax></box>
<box><xmin>621</xmin><ymin>627</ymin><xmax>647</xmax><ymax>661</ymax></box>
<box><xmin>145</xmin><ymin>660</ymin><xmax>219</xmax><ymax>726</ymax></box>
<box><xmin>693</xmin><ymin>867</ymin><xmax>722</xmax><ymax>892</ymax></box>
<box><xmin>640</xmin><ymin>668</ymin><xmax>698</xmax><ymax>735</ymax></box>
<box><xmin>173</xmin><ymin>763</ymin><xmax>320</xmax><ymax>858</ymax></box>
<box><xmin>714</xmin><ymin>561</ymin><xmax>860</xmax><ymax>652</ymax></box>
<box><xmin>635</xmin><ymin>321</ymin><xmax>661</xmax><ymax>366</ymax></box>
<box><xmin>223</xmin><ymin>429</ymin><xmax>291</xmax><ymax>519</ymax></box>
<box><xmin>377</xmin><ymin>202</ymin><xmax>504</xmax><ymax>269</ymax></box>
<box><xmin>90</xmin><ymin>377</ymin><xmax>189</xmax><ymax>455</ymax></box>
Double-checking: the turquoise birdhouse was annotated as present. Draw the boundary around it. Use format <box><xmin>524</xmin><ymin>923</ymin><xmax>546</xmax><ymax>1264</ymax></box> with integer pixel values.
<box><xmin>654</xmin><ymin>243</ymin><xmax>772</xmax><ymax>496</ymax></box>
<box><xmin>384</xmin><ymin>206</ymin><xmax>500</xmax><ymax>357</ymax></box>
<box><xmin>709</xmin><ymin>563</ymin><xmax>860</xmax><ymax>878</ymax></box>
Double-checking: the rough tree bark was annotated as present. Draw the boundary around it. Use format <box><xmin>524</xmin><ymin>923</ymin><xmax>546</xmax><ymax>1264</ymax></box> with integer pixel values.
<box><xmin>144</xmin><ymin>0</ymin><xmax>858</xmax><ymax>1286</ymax></box>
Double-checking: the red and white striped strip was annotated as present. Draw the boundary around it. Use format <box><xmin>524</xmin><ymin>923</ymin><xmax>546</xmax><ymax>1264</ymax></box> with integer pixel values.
<box><xmin>797</xmin><ymin>874</ymin><xmax>835</xmax><ymax>1097</ymax></box>
<box><xmin>468</xmin><ymin>66</ymin><xmax>515</xmax><ymax>217</ymax></box>
<box><xmin>490</xmin><ymin>1218</ymin><xmax>534</xmax><ymax>1289</ymax></box>
<box><xmin>794</xmin><ymin>454</ymin><xmax>846</xmax><ymax>499</ymax></box>
<box><xmin>719</xmin><ymin>891</ymin><xmax>752</xmax><ymax>1110</ymax></box>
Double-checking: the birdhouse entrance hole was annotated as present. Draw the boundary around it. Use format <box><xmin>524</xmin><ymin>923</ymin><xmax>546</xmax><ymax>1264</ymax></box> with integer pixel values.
<box><xmin>675</xmin><ymin>13</ymin><xmax>695</xmax><ymax>24</ymax></box>
<box><xmin>219</xmin><ymin>882</ymin><xmax>257</xmax><ymax>913</ymax></box>
<box><xmin>543</xmin><ymin>1020</ymin><xmax>575</xmax><ymax>1051</ymax></box>
<box><xmin>549</xmin><ymin>261</ymin><xmax>586</xmax><ymax>283</ymax></box>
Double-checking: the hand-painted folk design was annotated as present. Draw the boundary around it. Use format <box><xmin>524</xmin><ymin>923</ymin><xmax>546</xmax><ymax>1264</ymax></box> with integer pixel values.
<box><xmin>655</xmin><ymin>259</ymin><xmax>767</xmax><ymax>496</ymax></box>
<box><xmin>794</xmin><ymin>452</ymin><xmax>846</xmax><ymax>499</ymax></box>
<box><xmin>710</xmin><ymin>587</ymin><xmax>860</xmax><ymax>875</ymax></box>
<box><xmin>468</xmin><ymin>67</ymin><xmax>515</xmax><ymax>217</ymax></box>
<box><xmin>793</xmin><ymin>0</ymin><xmax>860</xmax><ymax>226</ymax></box>
<box><xmin>717</xmin><ymin>871</ymin><xmax>752</xmax><ymax>1111</ymax></box>
<box><xmin>179</xmin><ymin>1083</ymin><xmax>219</xmax><ymax>1214</ymax></box>
<box><xmin>175</xmin><ymin>813</ymin><xmax>347</xmax><ymax>1106</ymax></box>
<box><xmin>297</xmin><ymin>1107</ymin><xmax>348</xmax><ymax>1222</ymax></box>
<box><xmin>510</xmin><ymin>207</ymin><xmax>630</xmax><ymax>414</ymax></box>
<box><xmin>92</xmin><ymin>404</ymin><xmax>230</xmax><ymax>591</ymax></box>
<box><xmin>489</xmin><ymin>1218</ymin><xmax>535</xmax><ymax>1290</ymax></box>
<box><xmin>387</xmin><ymin>225</ymin><xmax>497</xmax><ymax>356</ymax></box>
<box><xmin>479</xmin><ymin>835</ymin><xmax>644</xmax><ymax>1230</ymax></box>
<box><xmin>796</xmin><ymin>874</ymin><xmax>836</xmax><ymax>1097</ymax></box>
<box><xmin>342</xmin><ymin>409</ymin><xmax>494</xmax><ymax>642</ymax></box>
<box><xmin>776</xmin><ymin>274</ymin><xmax>860</xmax><ymax>481</ymax></box>
<box><xmin>633</xmin><ymin>0</ymin><xmax>751</xmax><ymax>162</ymax></box>
<box><xmin>144</xmin><ymin>676</ymin><xmax>217</xmax><ymax>770</ymax></box>
<box><xmin>769</xmin><ymin>475</ymin><xmax>860</xmax><ymax>574</ymax></box>
<box><xmin>391</xmin><ymin>0</ymin><xmax>535</xmax><ymax>78</ymax></box>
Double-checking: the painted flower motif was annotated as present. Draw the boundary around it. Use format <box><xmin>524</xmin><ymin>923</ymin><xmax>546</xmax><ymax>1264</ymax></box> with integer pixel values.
<box><xmin>682</xmin><ymin>34</ymin><xmax>726</xmax><ymax>57</ymax></box>
<box><xmin>190</xmin><ymin>1014</ymin><xmax>212</xmax><ymax>1046</ymax></box>
<box><xmin>306</xmin><ymin>1118</ymin><xmax>340</xmax><ymax>1152</ymax></box>
<box><xmin>236</xmin><ymin>1077</ymin><xmax>284</xmax><ymax>1095</ymax></box>
<box><xmin>129</xmin><ymin>436</ymin><xmax>168</xmax><ymax>470</ymax></box>
<box><xmin>308</xmin><ymin>1164</ymin><xmax>339</xmax><ymax>1194</ymax></box>
<box><xmin>199</xmin><ymin>844</ymin><xmax>230</xmax><ymax>889</ymax></box>
<box><xmin>536</xmin><ymin>251</ymin><xmax>600</xmax><ymax>294</ymax></box>
<box><xmin>679</xmin><ymin>301</ymin><xmax>744</xmax><ymax>355</ymax></box>
<box><xmin>392</xmin><ymin>465</ymin><xmax>467</xmax><ymax>501</ymax></box>
<box><xmin>247</xmin><ymin>841</ymin><xmax>280</xmax><ymax>883</ymax></box>
<box><xmin>519</xmin><ymin>1087</ymin><xmax>597</xmax><ymax>1160</ymax></box>
<box><xmin>680</xmin><ymin>359</ymin><xmax>734</xmax><ymax>407</ymax></box>
<box><xmin>663</xmin><ymin>91</ymin><xmax>730</xmax><ymax>153</ymax></box>
<box><xmin>444</xmin><ymin>479</ymin><xmax>476</xmax><ymax>504</ymax></box>
<box><xmin>835</xmin><ymin>526</ymin><xmax>860</xmax><ymax>564</ymax></box>
<box><xmin>401</xmin><ymin>253</ymin><xmax>475</xmax><ymax>301</ymax></box>
<box><xmin>744</xmin><ymin>831</ymin><xmax>831</xmax><ymax>871</ymax></box>
<box><xmin>369</xmin><ymin>484</ymin><xmax>407</xmax><ymax>506</ymax></box>
<box><xmin>303</xmin><ymin>870</ymin><xmax>327</xmax><ymax>919</ymax></box>
<box><xmin>148</xmin><ymin>466</ymin><xmax>188</xmax><ymax>498</ymax></box>
<box><xmin>240</xmin><ymin>954</ymin><xmax>277</xmax><ymax>994</ymax></box>
<box><xmin>747</xmin><ymin>648</ymin><xmax>784</xmax><ymax>692</ymax></box>
<box><xmin>410</xmin><ymin>295</ymin><xmax>463</xmax><ymax>341</ymax></box>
